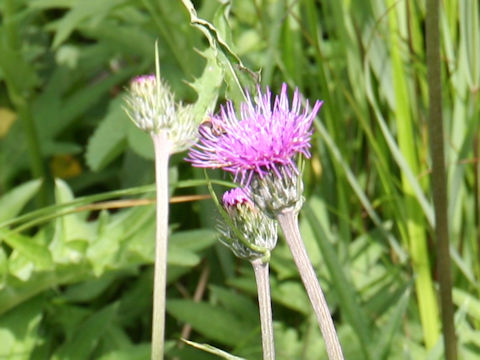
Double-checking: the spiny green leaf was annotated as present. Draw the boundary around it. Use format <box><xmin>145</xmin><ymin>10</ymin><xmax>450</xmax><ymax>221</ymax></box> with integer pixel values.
<box><xmin>1</xmin><ymin>231</ymin><xmax>53</xmax><ymax>270</ymax></box>
<box><xmin>187</xmin><ymin>47</ymin><xmax>224</xmax><ymax>122</ymax></box>
<box><xmin>180</xmin><ymin>0</ymin><xmax>259</xmax><ymax>104</ymax></box>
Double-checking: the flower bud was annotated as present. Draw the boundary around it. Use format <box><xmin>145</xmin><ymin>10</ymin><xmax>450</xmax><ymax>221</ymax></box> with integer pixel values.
<box><xmin>219</xmin><ymin>188</ymin><xmax>277</xmax><ymax>261</ymax></box>
<box><xmin>249</xmin><ymin>165</ymin><xmax>304</xmax><ymax>218</ymax></box>
<box><xmin>124</xmin><ymin>74</ymin><xmax>197</xmax><ymax>154</ymax></box>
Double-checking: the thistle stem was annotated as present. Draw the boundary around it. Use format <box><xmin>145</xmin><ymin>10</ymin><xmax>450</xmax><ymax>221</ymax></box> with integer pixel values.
<box><xmin>277</xmin><ymin>210</ymin><xmax>344</xmax><ymax>360</ymax></box>
<box><xmin>151</xmin><ymin>130</ymin><xmax>171</xmax><ymax>360</ymax></box>
<box><xmin>251</xmin><ymin>259</ymin><xmax>275</xmax><ymax>360</ymax></box>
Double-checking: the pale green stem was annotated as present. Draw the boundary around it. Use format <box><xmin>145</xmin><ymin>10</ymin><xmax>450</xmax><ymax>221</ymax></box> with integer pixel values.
<box><xmin>151</xmin><ymin>130</ymin><xmax>171</xmax><ymax>360</ymax></box>
<box><xmin>251</xmin><ymin>259</ymin><xmax>275</xmax><ymax>360</ymax></box>
<box><xmin>277</xmin><ymin>210</ymin><xmax>344</xmax><ymax>360</ymax></box>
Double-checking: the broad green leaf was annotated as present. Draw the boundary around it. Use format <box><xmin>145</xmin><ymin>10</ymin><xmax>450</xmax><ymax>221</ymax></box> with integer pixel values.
<box><xmin>298</xmin><ymin>197</ymin><xmax>328</xmax><ymax>267</ymax></box>
<box><xmin>51</xmin><ymin>0</ymin><xmax>127</xmax><ymax>48</ymax></box>
<box><xmin>34</xmin><ymin>65</ymin><xmax>136</xmax><ymax>140</ymax></box>
<box><xmin>168</xmin><ymin>246</ymin><xmax>201</xmax><ymax>267</ymax></box>
<box><xmin>127</xmin><ymin>124</ymin><xmax>154</xmax><ymax>160</ymax></box>
<box><xmin>47</xmin><ymin>304</ymin><xmax>91</xmax><ymax>342</ymax></box>
<box><xmin>116</xmin><ymin>214</ymin><xmax>155</xmax><ymax>263</ymax></box>
<box><xmin>0</xmin><ymin>296</ymin><xmax>44</xmax><ymax>360</ymax></box>
<box><xmin>272</xmin><ymin>324</ymin><xmax>303</xmax><ymax>359</ymax></box>
<box><xmin>229</xmin><ymin>276</ymin><xmax>310</xmax><ymax>315</ymax></box>
<box><xmin>80</xmin><ymin>20</ymin><xmax>154</xmax><ymax>61</ymax></box>
<box><xmin>0</xmin><ymin>262</ymin><xmax>90</xmax><ymax>316</ymax></box>
<box><xmin>52</xmin><ymin>303</ymin><xmax>118</xmax><ymax>360</ymax></box>
<box><xmin>348</xmin><ymin>234</ymin><xmax>387</xmax><ymax>293</ymax></box>
<box><xmin>1</xmin><ymin>231</ymin><xmax>53</xmax><ymax>271</ymax></box>
<box><xmin>269</xmin><ymin>248</ymin><xmax>299</xmax><ymax>280</ymax></box>
<box><xmin>86</xmin><ymin>211</ymin><xmax>120</xmax><ymax>276</ymax></box>
<box><xmin>169</xmin><ymin>229</ymin><xmax>218</xmax><ymax>252</ymax></box>
<box><xmin>104</xmin><ymin>205</ymin><xmax>203</xmax><ymax>267</ymax></box>
<box><xmin>95</xmin><ymin>325</ymin><xmax>133</xmax><ymax>354</ymax></box>
<box><xmin>166</xmin><ymin>299</ymin><xmax>255</xmax><ymax>346</ymax></box>
<box><xmin>85</xmin><ymin>97</ymin><xmax>129</xmax><ymax>171</ymax></box>
<box><xmin>96</xmin><ymin>344</ymin><xmax>151</xmax><ymax>360</ymax></box>
<box><xmin>63</xmin><ymin>273</ymin><xmax>119</xmax><ymax>302</ymax></box>
<box><xmin>209</xmin><ymin>285</ymin><xmax>258</xmax><ymax>324</ymax></box>
<box><xmin>116</xmin><ymin>270</ymin><xmax>152</xmax><ymax>327</ymax></box>
<box><xmin>0</xmin><ymin>179</ymin><xmax>42</xmax><ymax>223</ymax></box>
<box><xmin>49</xmin><ymin>179</ymin><xmax>93</xmax><ymax>263</ymax></box>
<box><xmin>8</xmin><ymin>252</ymin><xmax>35</xmax><ymax>281</ymax></box>
<box><xmin>272</xmin><ymin>280</ymin><xmax>311</xmax><ymax>315</ymax></box>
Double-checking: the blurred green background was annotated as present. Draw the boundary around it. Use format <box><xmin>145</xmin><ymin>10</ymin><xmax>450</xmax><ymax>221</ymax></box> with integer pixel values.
<box><xmin>0</xmin><ymin>0</ymin><xmax>479</xmax><ymax>359</ymax></box>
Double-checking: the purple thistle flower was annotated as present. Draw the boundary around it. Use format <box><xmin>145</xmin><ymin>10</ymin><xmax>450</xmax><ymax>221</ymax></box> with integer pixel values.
<box><xmin>187</xmin><ymin>83</ymin><xmax>322</xmax><ymax>185</ymax></box>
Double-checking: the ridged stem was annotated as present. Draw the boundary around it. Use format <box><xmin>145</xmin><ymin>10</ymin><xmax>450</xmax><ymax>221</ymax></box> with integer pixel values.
<box><xmin>426</xmin><ymin>0</ymin><xmax>457</xmax><ymax>358</ymax></box>
<box><xmin>251</xmin><ymin>259</ymin><xmax>275</xmax><ymax>360</ymax></box>
<box><xmin>151</xmin><ymin>130</ymin><xmax>171</xmax><ymax>360</ymax></box>
<box><xmin>277</xmin><ymin>210</ymin><xmax>344</xmax><ymax>360</ymax></box>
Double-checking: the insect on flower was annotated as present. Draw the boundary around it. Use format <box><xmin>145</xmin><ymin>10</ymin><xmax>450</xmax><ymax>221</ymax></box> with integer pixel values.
<box><xmin>199</xmin><ymin>116</ymin><xmax>226</xmax><ymax>136</ymax></box>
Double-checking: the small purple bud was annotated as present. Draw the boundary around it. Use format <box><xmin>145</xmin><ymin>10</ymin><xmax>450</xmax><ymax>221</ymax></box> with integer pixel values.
<box><xmin>131</xmin><ymin>74</ymin><xmax>157</xmax><ymax>84</ymax></box>
<box><xmin>222</xmin><ymin>187</ymin><xmax>252</xmax><ymax>207</ymax></box>
<box><xmin>218</xmin><ymin>188</ymin><xmax>278</xmax><ymax>261</ymax></box>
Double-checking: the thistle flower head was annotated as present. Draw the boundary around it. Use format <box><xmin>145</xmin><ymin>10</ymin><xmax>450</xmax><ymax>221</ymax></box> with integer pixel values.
<box><xmin>124</xmin><ymin>74</ymin><xmax>175</xmax><ymax>132</ymax></box>
<box><xmin>218</xmin><ymin>188</ymin><xmax>277</xmax><ymax>261</ymax></box>
<box><xmin>124</xmin><ymin>74</ymin><xmax>197</xmax><ymax>153</ymax></box>
<box><xmin>187</xmin><ymin>83</ymin><xmax>322</xmax><ymax>185</ymax></box>
<box><xmin>249</xmin><ymin>165</ymin><xmax>305</xmax><ymax>218</ymax></box>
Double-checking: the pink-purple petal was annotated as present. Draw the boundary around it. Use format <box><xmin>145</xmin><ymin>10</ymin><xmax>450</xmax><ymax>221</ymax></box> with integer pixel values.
<box><xmin>187</xmin><ymin>83</ymin><xmax>322</xmax><ymax>185</ymax></box>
